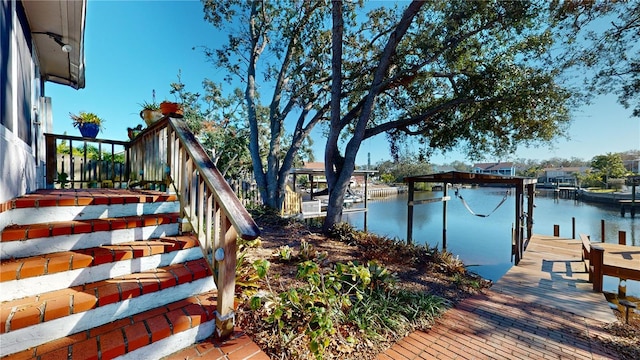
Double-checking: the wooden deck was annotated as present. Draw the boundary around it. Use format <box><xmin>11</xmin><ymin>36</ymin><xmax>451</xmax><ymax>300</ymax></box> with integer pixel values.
<box><xmin>492</xmin><ymin>234</ymin><xmax>618</xmax><ymax>323</ymax></box>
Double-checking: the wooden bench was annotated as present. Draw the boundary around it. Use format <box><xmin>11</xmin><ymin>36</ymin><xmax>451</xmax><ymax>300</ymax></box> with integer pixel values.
<box><xmin>580</xmin><ymin>233</ymin><xmax>605</xmax><ymax>292</ymax></box>
<box><xmin>580</xmin><ymin>233</ymin><xmax>640</xmax><ymax>293</ymax></box>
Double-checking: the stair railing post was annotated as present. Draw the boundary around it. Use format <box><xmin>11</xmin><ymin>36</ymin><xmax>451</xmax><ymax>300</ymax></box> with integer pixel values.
<box><xmin>215</xmin><ymin>216</ymin><xmax>237</xmax><ymax>338</ymax></box>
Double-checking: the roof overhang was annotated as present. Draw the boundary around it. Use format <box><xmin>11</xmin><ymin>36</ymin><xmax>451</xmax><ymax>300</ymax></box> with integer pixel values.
<box><xmin>404</xmin><ymin>171</ymin><xmax>537</xmax><ymax>186</ymax></box>
<box><xmin>23</xmin><ymin>0</ymin><xmax>86</xmax><ymax>89</ymax></box>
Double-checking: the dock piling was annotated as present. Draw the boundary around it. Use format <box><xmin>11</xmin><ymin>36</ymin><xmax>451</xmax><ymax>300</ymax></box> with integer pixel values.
<box><xmin>618</xmin><ymin>231</ymin><xmax>626</xmax><ymax>245</ymax></box>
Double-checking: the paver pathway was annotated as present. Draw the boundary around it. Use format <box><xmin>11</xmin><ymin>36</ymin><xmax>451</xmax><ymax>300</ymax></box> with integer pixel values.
<box><xmin>379</xmin><ymin>289</ymin><xmax>619</xmax><ymax>360</ymax></box>
<box><xmin>379</xmin><ymin>234</ymin><xmax>624</xmax><ymax>359</ymax></box>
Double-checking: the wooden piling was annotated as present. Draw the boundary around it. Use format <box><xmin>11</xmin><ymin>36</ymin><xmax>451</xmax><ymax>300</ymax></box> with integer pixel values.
<box><xmin>601</xmin><ymin>219</ymin><xmax>605</xmax><ymax>243</ymax></box>
<box><xmin>591</xmin><ymin>244</ymin><xmax>605</xmax><ymax>292</ymax></box>
<box><xmin>618</xmin><ymin>231</ymin><xmax>626</xmax><ymax>245</ymax></box>
<box><xmin>407</xmin><ymin>181</ymin><xmax>414</xmax><ymax>245</ymax></box>
<box><xmin>553</xmin><ymin>224</ymin><xmax>560</xmax><ymax>237</ymax></box>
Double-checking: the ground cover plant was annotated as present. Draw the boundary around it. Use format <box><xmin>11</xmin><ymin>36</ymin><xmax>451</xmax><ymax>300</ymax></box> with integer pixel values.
<box><xmin>236</xmin><ymin>209</ymin><xmax>489</xmax><ymax>359</ymax></box>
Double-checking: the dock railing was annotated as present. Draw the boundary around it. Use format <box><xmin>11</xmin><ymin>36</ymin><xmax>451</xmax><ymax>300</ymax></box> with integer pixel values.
<box><xmin>580</xmin><ymin>233</ymin><xmax>640</xmax><ymax>292</ymax></box>
<box><xmin>45</xmin><ymin>115</ymin><xmax>260</xmax><ymax>338</ymax></box>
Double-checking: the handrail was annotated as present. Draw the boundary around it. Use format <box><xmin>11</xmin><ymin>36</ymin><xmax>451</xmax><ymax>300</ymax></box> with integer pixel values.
<box><xmin>166</xmin><ymin>117</ymin><xmax>260</xmax><ymax>240</ymax></box>
<box><xmin>45</xmin><ymin>115</ymin><xmax>260</xmax><ymax>338</ymax></box>
<box><xmin>131</xmin><ymin>115</ymin><xmax>260</xmax><ymax>338</ymax></box>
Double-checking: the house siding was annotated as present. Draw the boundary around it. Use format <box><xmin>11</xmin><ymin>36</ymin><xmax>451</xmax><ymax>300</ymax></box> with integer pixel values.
<box><xmin>472</xmin><ymin>162</ymin><xmax>516</xmax><ymax>176</ymax></box>
<box><xmin>0</xmin><ymin>0</ymin><xmax>41</xmax><ymax>203</ymax></box>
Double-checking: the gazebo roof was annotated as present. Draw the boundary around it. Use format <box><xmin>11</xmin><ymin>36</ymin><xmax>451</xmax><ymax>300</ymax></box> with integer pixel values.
<box><xmin>404</xmin><ymin>171</ymin><xmax>537</xmax><ymax>185</ymax></box>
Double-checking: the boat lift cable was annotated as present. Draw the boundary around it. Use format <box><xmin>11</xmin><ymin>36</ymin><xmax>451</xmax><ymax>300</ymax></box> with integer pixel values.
<box><xmin>454</xmin><ymin>189</ymin><xmax>510</xmax><ymax>218</ymax></box>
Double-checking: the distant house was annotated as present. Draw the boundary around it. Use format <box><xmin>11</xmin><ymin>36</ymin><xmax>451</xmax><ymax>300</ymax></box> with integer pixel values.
<box><xmin>472</xmin><ymin>162</ymin><xmax>516</xmax><ymax>176</ymax></box>
<box><xmin>623</xmin><ymin>159</ymin><xmax>640</xmax><ymax>173</ymax></box>
<box><xmin>432</xmin><ymin>165</ymin><xmax>457</xmax><ymax>173</ymax></box>
<box><xmin>539</xmin><ymin>167</ymin><xmax>590</xmax><ymax>186</ymax></box>
<box><xmin>1</xmin><ymin>0</ymin><xmax>86</xmax><ymax>203</ymax></box>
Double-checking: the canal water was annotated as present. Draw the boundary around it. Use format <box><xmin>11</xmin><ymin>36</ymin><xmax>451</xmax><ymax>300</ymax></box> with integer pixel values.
<box><xmin>344</xmin><ymin>187</ymin><xmax>639</xmax><ymax>297</ymax></box>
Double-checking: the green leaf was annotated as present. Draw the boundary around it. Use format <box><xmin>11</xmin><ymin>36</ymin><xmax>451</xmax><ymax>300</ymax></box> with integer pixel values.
<box><xmin>288</xmin><ymin>289</ymin><xmax>300</xmax><ymax>304</ymax></box>
<box><xmin>249</xmin><ymin>296</ymin><xmax>262</xmax><ymax>310</ymax></box>
<box><xmin>253</xmin><ymin>259</ymin><xmax>270</xmax><ymax>278</ymax></box>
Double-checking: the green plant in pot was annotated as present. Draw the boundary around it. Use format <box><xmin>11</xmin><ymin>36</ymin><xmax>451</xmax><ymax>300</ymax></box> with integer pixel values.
<box><xmin>139</xmin><ymin>101</ymin><xmax>162</xmax><ymax>125</ymax></box>
<box><xmin>127</xmin><ymin>124</ymin><xmax>144</xmax><ymax>140</ymax></box>
<box><xmin>70</xmin><ymin>112</ymin><xmax>104</xmax><ymax>138</ymax></box>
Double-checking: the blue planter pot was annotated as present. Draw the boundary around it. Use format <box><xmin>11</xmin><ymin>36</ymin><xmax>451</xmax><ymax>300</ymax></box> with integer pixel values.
<box><xmin>79</xmin><ymin>123</ymin><xmax>100</xmax><ymax>138</ymax></box>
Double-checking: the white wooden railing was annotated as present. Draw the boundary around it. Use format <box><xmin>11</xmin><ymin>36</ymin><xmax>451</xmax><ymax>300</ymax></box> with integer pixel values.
<box><xmin>125</xmin><ymin>116</ymin><xmax>261</xmax><ymax>338</ymax></box>
<box><xmin>46</xmin><ymin>115</ymin><xmax>260</xmax><ymax>337</ymax></box>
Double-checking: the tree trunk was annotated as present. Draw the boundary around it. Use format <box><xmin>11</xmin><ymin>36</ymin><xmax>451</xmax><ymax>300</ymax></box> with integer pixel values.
<box><xmin>323</xmin><ymin>1</ymin><xmax>425</xmax><ymax>233</ymax></box>
<box><xmin>323</xmin><ymin>1</ymin><xmax>345</xmax><ymax>233</ymax></box>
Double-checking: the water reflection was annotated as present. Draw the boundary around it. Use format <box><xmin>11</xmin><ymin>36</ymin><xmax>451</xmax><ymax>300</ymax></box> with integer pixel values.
<box><xmin>344</xmin><ymin>187</ymin><xmax>639</xmax><ymax>297</ymax></box>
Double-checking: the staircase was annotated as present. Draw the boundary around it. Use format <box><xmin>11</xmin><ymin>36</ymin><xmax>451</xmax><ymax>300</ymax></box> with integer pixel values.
<box><xmin>0</xmin><ymin>189</ymin><xmax>263</xmax><ymax>359</ymax></box>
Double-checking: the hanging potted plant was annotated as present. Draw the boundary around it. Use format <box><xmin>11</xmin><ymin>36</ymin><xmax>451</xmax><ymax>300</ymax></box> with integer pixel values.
<box><xmin>159</xmin><ymin>100</ymin><xmax>183</xmax><ymax>116</ymax></box>
<box><xmin>139</xmin><ymin>101</ymin><xmax>162</xmax><ymax>125</ymax></box>
<box><xmin>70</xmin><ymin>111</ymin><xmax>104</xmax><ymax>138</ymax></box>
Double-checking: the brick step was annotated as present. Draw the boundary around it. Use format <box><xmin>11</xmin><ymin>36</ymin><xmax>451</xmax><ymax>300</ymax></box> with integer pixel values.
<box><xmin>0</xmin><ymin>189</ymin><xmax>180</xmax><ymax>231</ymax></box>
<box><xmin>0</xmin><ymin>236</ymin><xmax>205</xmax><ymax>303</ymax></box>
<box><xmin>161</xmin><ymin>330</ymin><xmax>269</xmax><ymax>360</ymax></box>
<box><xmin>0</xmin><ymin>257</ymin><xmax>212</xmax><ymax>335</ymax></box>
<box><xmin>0</xmin><ymin>189</ymin><xmax>178</xmax><ymax>212</ymax></box>
<box><xmin>0</xmin><ymin>236</ymin><xmax>199</xmax><ymax>283</ymax></box>
<box><xmin>2</xmin><ymin>290</ymin><xmax>219</xmax><ymax>360</ymax></box>
<box><xmin>0</xmin><ymin>214</ymin><xmax>181</xmax><ymax>260</ymax></box>
<box><xmin>1</xmin><ymin>213</ymin><xmax>180</xmax><ymax>242</ymax></box>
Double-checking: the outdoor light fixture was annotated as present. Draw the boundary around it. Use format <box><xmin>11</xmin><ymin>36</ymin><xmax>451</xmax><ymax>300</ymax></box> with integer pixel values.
<box><xmin>33</xmin><ymin>31</ymin><xmax>72</xmax><ymax>53</ymax></box>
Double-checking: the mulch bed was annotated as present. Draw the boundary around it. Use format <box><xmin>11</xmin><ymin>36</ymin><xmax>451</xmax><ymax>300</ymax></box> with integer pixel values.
<box><xmin>236</xmin><ymin>213</ymin><xmax>639</xmax><ymax>359</ymax></box>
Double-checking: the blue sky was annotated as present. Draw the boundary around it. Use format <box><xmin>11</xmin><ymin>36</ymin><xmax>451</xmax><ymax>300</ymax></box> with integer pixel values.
<box><xmin>48</xmin><ymin>0</ymin><xmax>639</xmax><ymax>166</ymax></box>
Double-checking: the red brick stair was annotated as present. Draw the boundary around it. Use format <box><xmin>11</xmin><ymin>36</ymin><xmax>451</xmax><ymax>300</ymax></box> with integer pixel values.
<box><xmin>7</xmin><ymin>291</ymin><xmax>218</xmax><ymax>360</ymax></box>
<box><xmin>0</xmin><ymin>189</ymin><xmax>267</xmax><ymax>360</ymax></box>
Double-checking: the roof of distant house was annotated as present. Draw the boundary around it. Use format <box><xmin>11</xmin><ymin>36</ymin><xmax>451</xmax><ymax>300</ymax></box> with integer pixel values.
<box><xmin>542</xmin><ymin>167</ymin><xmax>590</xmax><ymax>172</ymax></box>
<box><xmin>302</xmin><ymin>162</ymin><xmax>325</xmax><ymax>170</ymax></box>
<box><xmin>473</xmin><ymin>162</ymin><xmax>514</xmax><ymax>170</ymax></box>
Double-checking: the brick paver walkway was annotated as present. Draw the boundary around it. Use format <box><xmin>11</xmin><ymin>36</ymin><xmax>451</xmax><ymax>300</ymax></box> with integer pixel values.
<box><xmin>379</xmin><ymin>289</ymin><xmax>620</xmax><ymax>360</ymax></box>
<box><xmin>379</xmin><ymin>234</ymin><xmax>626</xmax><ymax>360</ymax></box>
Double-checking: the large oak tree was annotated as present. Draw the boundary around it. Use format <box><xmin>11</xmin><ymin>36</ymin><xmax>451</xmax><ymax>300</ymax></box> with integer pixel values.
<box><xmin>552</xmin><ymin>0</ymin><xmax>640</xmax><ymax>116</ymax></box>
<box><xmin>202</xmin><ymin>0</ymin><xmax>332</xmax><ymax>210</ymax></box>
<box><xmin>202</xmin><ymin>1</ymin><xmax>576</xmax><ymax>232</ymax></box>
<box><xmin>323</xmin><ymin>1</ymin><xmax>572</xmax><ymax>231</ymax></box>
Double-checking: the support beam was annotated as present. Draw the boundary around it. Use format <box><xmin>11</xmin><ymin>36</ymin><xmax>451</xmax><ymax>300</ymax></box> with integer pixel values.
<box><xmin>514</xmin><ymin>185</ymin><xmax>523</xmax><ymax>264</ymax></box>
<box><xmin>364</xmin><ymin>173</ymin><xmax>369</xmax><ymax>231</ymax></box>
<box><xmin>443</xmin><ymin>183</ymin><xmax>448</xmax><ymax>251</ymax></box>
<box><xmin>407</xmin><ymin>181</ymin><xmax>415</xmax><ymax>245</ymax></box>
<box><xmin>526</xmin><ymin>183</ymin><xmax>535</xmax><ymax>243</ymax></box>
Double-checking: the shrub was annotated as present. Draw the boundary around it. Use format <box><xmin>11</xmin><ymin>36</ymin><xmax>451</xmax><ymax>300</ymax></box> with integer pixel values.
<box><xmin>250</xmin><ymin>260</ymin><xmax>446</xmax><ymax>359</ymax></box>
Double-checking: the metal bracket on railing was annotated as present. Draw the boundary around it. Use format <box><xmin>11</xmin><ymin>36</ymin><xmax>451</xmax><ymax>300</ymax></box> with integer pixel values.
<box><xmin>214</xmin><ymin>248</ymin><xmax>225</xmax><ymax>261</ymax></box>
<box><xmin>214</xmin><ymin>310</ymin><xmax>235</xmax><ymax>337</ymax></box>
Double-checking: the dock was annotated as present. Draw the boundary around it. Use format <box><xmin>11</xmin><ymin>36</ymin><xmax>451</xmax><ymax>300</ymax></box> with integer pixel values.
<box><xmin>380</xmin><ymin>234</ymin><xmax>626</xmax><ymax>359</ymax></box>
<box><xmin>494</xmin><ymin>234</ymin><xmax>617</xmax><ymax>323</ymax></box>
